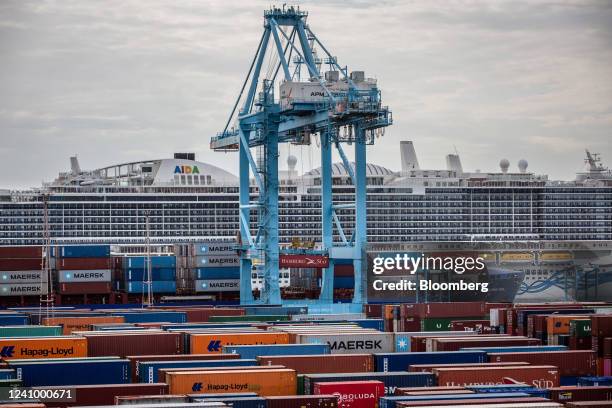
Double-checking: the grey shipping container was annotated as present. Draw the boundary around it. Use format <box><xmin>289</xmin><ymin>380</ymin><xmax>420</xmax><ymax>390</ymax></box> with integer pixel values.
<box><xmin>58</xmin><ymin>269</ymin><xmax>111</xmax><ymax>283</ymax></box>
<box><xmin>0</xmin><ymin>271</ymin><xmax>48</xmax><ymax>284</ymax></box>
<box><xmin>0</xmin><ymin>283</ymin><xmax>47</xmax><ymax>296</ymax></box>
<box><xmin>297</xmin><ymin>333</ymin><xmax>394</xmax><ymax>354</ymax></box>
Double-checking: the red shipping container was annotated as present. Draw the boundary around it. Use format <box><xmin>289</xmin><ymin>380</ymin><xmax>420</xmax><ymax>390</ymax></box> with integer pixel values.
<box><xmin>56</xmin><ymin>257</ymin><xmax>110</xmax><ymax>270</ymax></box>
<box><xmin>566</xmin><ymin>402</ymin><xmax>612</xmax><ymax>407</ymax></box>
<box><xmin>0</xmin><ymin>258</ymin><xmax>42</xmax><ymax>270</ymax></box>
<box><xmin>39</xmin><ymin>383</ymin><xmax>167</xmax><ymax>407</ymax></box>
<box><xmin>394</xmin><ymin>386</ymin><xmax>467</xmax><ymax>395</ymax></box>
<box><xmin>257</xmin><ymin>354</ymin><xmax>373</xmax><ymax>374</ymax></box>
<box><xmin>0</xmin><ymin>247</ymin><xmax>42</xmax><ymax>258</ymax></box>
<box><xmin>401</xmin><ymin>302</ymin><xmax>486</xmax><ymax>319</ymax></box>
<box><xmin>265</xmin><ymin>395</ymin><xmax>339</xmax><ymax>408</ymax></box>
<box><xmin>434</xmin><ymin>365</ymin><xmax>559</xmax><ymax>388</ymax></box>
<box><xmin>408</xmin><ymin>362</ymin><xmax>529</xmax><ymax>373</ymax></box>
<box><xmin>432</xmin><ymin>336</ymin><xmax>540</xmax><ymax>352</ymax></box>
<box><xmin>363</xmin><ymin>304</ymin><xmax>383</xmax><ymax>319</ymax></box>
<box><xmin>314</xmin><ymin>381</ymin><xmax>384</xmax><ymax>408</ymax></box>
<box><xmin>488</xmin><ymin>350</ymin><xmax>597</xmax><ymax>376</ymax></box>
<box><xmin>549</xmin><ymin>386</ymin><xmax>612</xmax><ymax>403</ymax></box>
<box><xmin>410</xmin><ymin>335</ymin><xmax>507</xmax><ymax>352</ymax></box>
<box><xmin>152</xmin><ymin>307</ymin><xmax>245</xmax><ymax>322</ymax></box>
<box><xmin>58</xmin><ymin>282</ymin><xmax>112</xmax><ymax>294</ymax></box>
<box><xmin>334</xmin><ymin>265</ymin><xmax>354</xmax><ymax>277</ymax></box>
<box><xmin>81</xmin><ymin>332</ymin><xmax>183</xmax><ymax>357</ymax></box>
<box><xmin>127</xmin><ymin>353</ymin><xmax>240</xmax><ymax>382</ymax></box>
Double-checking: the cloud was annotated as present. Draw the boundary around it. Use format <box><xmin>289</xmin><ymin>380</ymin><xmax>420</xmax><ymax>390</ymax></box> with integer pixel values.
<box><xmin>0</xmin><ymin>0</ymin><xmax>611</xmax><ymax>188</ymax></box>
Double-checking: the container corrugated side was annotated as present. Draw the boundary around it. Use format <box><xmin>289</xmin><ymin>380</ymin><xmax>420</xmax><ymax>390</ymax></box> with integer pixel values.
<box><xmin>223</xmin><ymin>344</ymin><xmax>329</xmax><ymax>359</ymax></box>
<box><xmin>434</xmin><ymin>365</ymin><xmax>560</xmax><ymax>388</ymax></box>
<box><xmin>313</xmin><ymin>381</ymin><xmax>384</xmax><ymax>408</ymax></box>
<box><xmin>374</xmin><ymin>351</ymin><xmax>487</xmax><ymax>372</ymax></box>
<box><xmin>42</xmin><ymin>316</ymin><xmax>125</xmax><ymax>335</ymax></box>
<box><xmin>8</xmin><ymin>358</ymin><xmax>130</xmax><ymax>386</ymax></box>
<box><xmin>488</xmin><ymin>350</ymin><xmax>597</xmax><ymax>377</ymax></box>
<box><xmin>139</xmin><ymin>359</ymin><xmax>257</xmax><ymax>383</ymax></box>
<box><xmin>380</xmin><ymin>392</ymin><xmax>533</xmax><ymax>408</ymax></box>
<box><xmin>296</xmin><ymin>332</ymin><xmax>393</xmax><ymax>354</ymax></box>
<box><xmin>36</xmin><ymin>383</ymin><xmax>167</xmax><ymax>407</ymax></box>
<box><xmin>127</xmin><ymin>353</ymin><xmax>240</xmax><ymax>382</ymax></box>
<box><xmin>190</xmin><ymin>332</ymin><xmax>289</xmax><ymax>354</ymax></box>
<box><xmin>81</xmin><ymin>331</ymin><xmax>183</xmax><ymax>357</ymax></box>
<box><xmin>0</xmin><ymin>337</ymin><xmax>87</xmax><ymax>360</ymax></box>
<box><xmin>257</xmin><ymin>354</ymin><xmax>374</xmax><ymax>374</ymax></box>
<box><xmin>0</xmin><ymin>325</ymin><xmax>62</xmax><ymax>337</ymax></box>
<box><xmin>159</xmin><ymin>365</ymin><xmax>286</xmax><ymax>384</ymax></box>
<box><xmin>167</xmin><ymin>368</ymin><xmax>297</xmax><ymax>396</ymax></box>
<box><xmin>304</xmin><ymin>371</ymin><xmax>434</xmax><ymax>395</ymax></box>
<box><xmin>265</xmin><ymin>395</ymin><xmax>338</xmax><ymax>408</ymax></box>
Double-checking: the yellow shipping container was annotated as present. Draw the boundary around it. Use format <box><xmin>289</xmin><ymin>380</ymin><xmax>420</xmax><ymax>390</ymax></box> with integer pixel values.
<box><xmin>167</xmin><ymin>368</ymin><xmax>296</xmax><ymax>396</ymax></box>
<box><xmin>190</xmin><ymin>332</ymin><xmax>290</xmax><ymax>354</ymax></box>
<box><xmin>0</xmin><ymin>336</ymin><xmax>87</xmax><ymax>360</ymax></box>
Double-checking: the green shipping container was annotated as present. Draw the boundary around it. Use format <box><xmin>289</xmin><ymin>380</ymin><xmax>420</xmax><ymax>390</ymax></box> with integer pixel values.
<box><xmin>208</xmin><ymin>315</ymin><xmax>289</xmax><ymax>322</ymax></box>
<box><xmin>421</xmin><ymin>317</ymin><xmax>483</xmax><ymax>331</ymax></box>
<box><xmin>0</xmin><ymin>326</ymin><xmax>62</xmax><ymax>337</ymax></box>
<box><xmin>297</xmin><ymin>374</ymin><xmax>305</xmax><ymax>395</ymax></box>
<box><xmin>570</xmin><ymin>319</ymin><xmax>592</xmax><ymax>338</ymax></box>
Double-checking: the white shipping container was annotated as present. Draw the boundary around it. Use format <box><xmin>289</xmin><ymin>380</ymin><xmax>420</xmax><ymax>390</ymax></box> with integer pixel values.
<box><xmin>0</xmin><ymin>270</ymin><xmax>48</xmax><ymax>284</ymax></box>
<box><xmin>194</xmin><ymin>279</ymin><xmax>240</xmax><ymax>292</ymax></box>
<box><xmin>297</xmin><ymin>332</ymin><xmax>394</xmax><ymax>354</ymax></box>
<box><xmin>58</xmin><ymin>269</ymin><xmax>112</xmax><ymax>283</ymax></box>
<box><xmin>192</xmin><ymin>242</ymin><xmax>237</xmax><ymax>256</ymax></box>
<box><xmin>191</xmin><ymin>256</ymin><xmax>239</xmax><ymax>268</ymax></box>
<box><xmin>0</xmin><ymin>283</ymin><xmax>48</xmax><ymax>296</ymax></box>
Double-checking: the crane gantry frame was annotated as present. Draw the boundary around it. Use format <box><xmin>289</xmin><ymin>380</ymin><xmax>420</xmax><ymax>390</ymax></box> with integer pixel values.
<box><xmin>211</xmin><ymin>5</ymin><xmax>392</xmax><ymax>304</ymax></box>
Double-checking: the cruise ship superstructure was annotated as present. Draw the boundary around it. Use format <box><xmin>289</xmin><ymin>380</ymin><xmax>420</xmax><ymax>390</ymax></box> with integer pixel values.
<box><xmin>1</xmin><ymin>143</ymin><xmax>611</xmax><ymax>302</ymax></box>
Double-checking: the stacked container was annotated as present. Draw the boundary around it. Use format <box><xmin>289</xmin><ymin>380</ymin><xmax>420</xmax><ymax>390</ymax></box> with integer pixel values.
<box><xmin>0</xmin><ymin>246</ymin><xmax>47</xmax><ymax>297</ymax></box>
<box><xmin>184</xmin><ymin>241</ymin><xmax>240</xmax><ymax>295</ymax></box>
<box><xmin>55</xmin><ymin>245</ymin><xmax>112</xmax><ymax>295</ymax></box>
<box><xmin>121</xmin><ymin>255</ymin><xmax>176</xmax><ymax>294</ymax></box>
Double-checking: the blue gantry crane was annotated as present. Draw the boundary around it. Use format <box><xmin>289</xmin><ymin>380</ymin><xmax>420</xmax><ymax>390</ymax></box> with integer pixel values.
<box><xmin>210</xmin><ymin>6</ymin><xmax>392</xmax><ymax>305</ymax></box>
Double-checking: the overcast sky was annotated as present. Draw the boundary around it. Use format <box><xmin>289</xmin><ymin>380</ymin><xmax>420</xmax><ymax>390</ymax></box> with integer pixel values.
<box><xmin>1</xmin><ymin>0</ymin><xmax>611</xmax><ymax>189</ymax></box>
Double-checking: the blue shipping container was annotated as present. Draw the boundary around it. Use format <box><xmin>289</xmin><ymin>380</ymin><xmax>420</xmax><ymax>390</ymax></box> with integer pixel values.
<box><xmin>125</xmin><ymin>281</ymin><xmax>176</xmax><ymax>294</ymax></box>
<box><xmin>560</xmin><ymin>376</ymin><xmax>579</xmax><ymax>386</ymax></box>
<box><xmin>334</xmin><ymin>277</ymin><xmax>354</xmax><ymax>289</ymax></box>
<box><xmin>125</xmin><ymin>268</ymin><xmax>176</xmax><ymax>281</ymax></box>
<box><xmin>223</xmin><ymin>344</ymin><xmax>330</xmax><ymax>360</ymax></box>
<box><xmin>193</xmin><ymin>397</ymin><xmax>266</xmax><ymax>408</ymax></box>
<box><xmin>123</xmin><ymin>256</ymin><xmax>176</xmax><ymax>269</ymax></box>
<box><xmin>194</xmin><ymin>268</ymin><xmax>240</xmax><ymax>280</ymax></box>
<box><xmin>0</xmin><ymin>369</ymin><xmax>15</xmax><ymax>380</ymax></box>
<box><xmin>374</xmin><ymin>351</ymin><xmax>487</xmax><ymax>372</ymax></box>
<box><xmin>9</xmin><ymin>358</ymin><xmax>129</xmax><ymax>386</ymax></box>
<box><xmin>380</xmin><ymin>393</ymin><xmax>532</xmax><ymax>408</ymax></box>
<box><xmin>304</xmin><ymin>372</ymin><xmax>434</xmax><ymax>395</ymax></box>
<box><xmin>162</xmin><ymin>323</ymin><xmax>252</xmax><ymax>330</ymax></box>
<box><xmin>139</xmin><ymin>359</ymin><xmax>257</xmax><ymax>383</ymax></box>
<box><xmin>578</xmin><ymin>376</ymin><xmax>612</xmax><ymax>386</ymax></box>
<box><xmin>0</xmin><ymin>315</ymin><xmax>28</xmax><ymax>325</ymax></box>
<box><xmin>465</xmin><ymin>345</ymin><xmax>568</xmax><ymax>353</ymax></box>
<box><xmin>112</xmin><ymin>311</ymin><xmax>187</xmax><ymax>324</ymax></box>
<box><xmin>59</xmin><ymin>245</ymin><xmax>110</xmax><ymax>258</ymax></box>
<box><xmin>466</xmin><ymin>385</ymin><xmax>550</xmax><ymax>399</ymax></box>
<box><xmin>244</xmin><ymin>306</ymin><xmax>308</xmax><ymax>316</ymax></box>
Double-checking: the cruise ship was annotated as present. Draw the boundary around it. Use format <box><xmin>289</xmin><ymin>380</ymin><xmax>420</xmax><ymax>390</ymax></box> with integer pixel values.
<box><xmin>1</xmin><ymin>142</ymin><xmax>611</xmax><ymax>302</ymax></box>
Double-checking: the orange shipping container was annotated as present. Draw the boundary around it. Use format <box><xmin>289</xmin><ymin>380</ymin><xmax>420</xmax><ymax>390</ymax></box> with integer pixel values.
<box><xmin>167</xmin><ymin>368</ymin><xmax>296</xmax><ymax>396</ymax></box>
<box><xmin>546</xmin><ymin>315</ymin><xmax>590</xmax><ymax>335</ymax></box>
<box><xmin>190</xmin><ymin>332</ymin><xmax>289</xmax><ymax>354</ymax></box>
<box><xmin>42</xmin><ymin>316</ymin><xmax>125</xmax><ymax>335</ymax></box>
<box><xmin>0</xmin><ymin>337</ymin><xmax>87</xmax><ymax>360</ymax></box>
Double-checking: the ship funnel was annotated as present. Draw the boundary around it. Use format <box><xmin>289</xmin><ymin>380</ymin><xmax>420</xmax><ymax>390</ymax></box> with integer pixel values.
<box><xmin>500</xmin><ymin>159</ymin><xmax>510</xmax><ymax>173</ymax></box>
<box><xmin>70</xmin><ymin>156</ymin><xmax>81</xmax><ymax>175</ymax></box>
<box><xmin>400</xmin><ymin>141</ymin><xmax>420</xmax><ymax>173</ymax></box>
<box><xmin>446</xmin><ymin>154</ymin><xmax>463</xmax><ymax>174</ymax></box>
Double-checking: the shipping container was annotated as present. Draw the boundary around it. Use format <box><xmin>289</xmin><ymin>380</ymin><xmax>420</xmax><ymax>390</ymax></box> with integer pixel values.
<box><xmin>434</xmin><ymin>365</ymin><xmax>560</xmax><ymax>388</ymax></box>
<box><xmin>0</xmin><ymin>283</ymin><xmax>47</xmax><ymax>296</ymax></box>
<box><xmin>0</xmin><ymin>247</ymin><xmax>42</xmax><ymax>258</ymax></box>
<box><xmin>208</xmin><ymin>315</ymin><xmax>289</xmax><ymax>322</ymax></box>
<box><xmin>565</xmin><ymin>402</ymin><xmax>612</xmax><ymax>407</ymax></box>
<box><xmin>304</xmin><ymin>372</ymin><xmax>434</xmax><ymax>395</ymax></box>
<box><xmin>0</xmin><ymin>271</ymin><xmax>48</xmax><ymax>283</ymax></box>
<box><xmin>379</xmin><ymin>392</ymin><xmax>533</xmax><ymax>408</ymax></box>
<box><xmin>192</xmin><ymin>242</ymin><xmax>237</xmax><ymax>256</ymax></box>
<box><xmin>296</xmin><ymin>333</ymin><xmax>394</xmax><ymax>354</ymax></box>
<box><xmin>314</xmin><ymin>380</ymin><xmax>384</xmax><ymax>408</ymax></box>
<box><xmin>0</xmin><ymin>325</ymin><xmax>62</xmax><ymax>337</ymax></box>
<box><xmin>549</xmin><ymin>385</ymin><xmax>612</xmax><ymax>403</ymax></box>
<box><xmin>124</xmin><ymin>281</ymin><xmax>176</xmax><ymax>293</ymax></box>
<box><xmin>8</xmin><ymin>357</ymin><xmax>130</xmax><ymax>386</ymax></box>
<box><xmin>223</xmin><ymin>344</ymin><xmax>329</xmax><ymax>360</ymax></box>
<box><xmin>0</xmin><ymin>336</ymin><xmax>87</xmax><ymax>360</ymax></box>
<box><xmin>465</xmin><ymin>384</ymin><xmax>550</xmax><ymax>398</ymax></box>
<box><xmin>401</xmin><ymin>302</ymin><xmax>486</xmax><ymax>319</ymax></box>
<box><xmin>36</xmin><ymin>383</ymin><xmax>167</xmax><ymax>407</ymax></box>
<box><xmin>58</xmin><ymin>269</ymin><xmax>111</xmax><ymax>282</ymax></box>
<box><xmin>139</xmin><ymin>359</ymin><xmax>258</xmax><ymax>383</ymax></box>
<box><xmin>265</xmin><ymin>395</ymin><xmax>338</xmax><ymax>408</ymax></box>
<box><xmin>394</xmin><ymin>331</ymin><xmax>475</xmax><ymax>352</ymax></box>
<box><xmin>257</xmin><ymin>354</ymin><xmax>374</xmax><ymax>374</ymax></box>
<box><xmin>432</xmin><ymin>337</ymin><xmax>540</xmax><ymax>352</ymax></box>
<box><xmin>123</xmin><ymin>256</ymin><xmax>176</xmax><ymax>269</ymax></box>
<box><xmin>167</xmin><ymin>368</ymin><xmax>297</xmax><ymax>396</ymax></box>
<box><xmin>191</xmin><ymin>255</ymin><xmax>239</xmax><ymax>268</ymax></box>
<box><xmin>127</xmin><ymin>353</ymin><xmax>240</xmax><ymax>382</ymax></box>
<box><xmin>56</xmin><ymin>258</ymin><xmax>110</xmax><ymax>270</ymax></box>
<box><xmin>192</xmin><ymin>396</ymin><xmax>266</xmax><ymax>408</ymax></box>
<box><xmin>81</xmin><ymin>331</ymin><xmax>183</xmax><ymax>357</ymax></box>
<box><xmin>0</xmin><ymin>259</ymin><xmax>42</xmax><ymax>271</ymax></box>
<box><xmin>58</xmin><ymin>245</ymin><xmax>110</xmax><ymax>258</ymax></box>
<box><xmin>124</xmin><ymin>268</ymin><xmax>176</xmax><ymax>281</ymax></box>
<box><xmin>42</xmin><ymin>316</ymin><xmax>125</xmax><ymax>335</ymax></box>
<box><xmin>194</xmin><ymin>268</ymin><xmax>240</xmax><ymax>280</ymax></box>
<box><xmin>195</xmin><ymin>280</ymin><xmax>240</xmax><ymax>292</ymax></box>
<box><xmin>461</xmin><ymin>345</ymin><xmax>567</xmax><ymax>353</ymax></box>
<box><xmin>408</xmin><ymin>362</ymin><xmax>530</xmax><ymax>373</ymax></box>
<box><xmin>188</xmin><ymin>393</ymin><xmax>258</xmax><ymax>400</ymax></box>
<box><xmin>116</xmin><ymin>395</ymin><xmax>189</xmax><ymax>405</ymax></box>
<box><xmin>374</xmin><ymin>351</ymin><xmax>487</xmax><ymax>372</ymax></box>
<box><xmin>578</xmin><ymin>376</ymin><xmax>612</xmax><ymax>386</ymax></box>
<box><xmin>0</xmin><ymin>369</ymin><xmax>15</xmax><ymax>380</ymax></box>
<box><xmin>190</xmin><ymin>332</ymin><xmax>289</xmax><ymax>354</ymax></box>
<box><xmin>58</xmin><ymin>282</ymin><xmax>112</xmax><ymax>294</ymax></box>
<box><xmin>159</xmin><ymin>366</ymin><xmax>287</xmax><ymax>384</ymax></box>
<box><xmin>111</xmin><ymin>311</ymin><xmax>187</xmax><ymax>323</ymax></box>
<box><xmin>0</xmin><ymin>315</ymin><xmax>28</xmax><ymax>325</ymax></box>
<box><xmin>488</xmin><ymin>350</ymin><xmax>597</xmax><ymax>376</ymax></box>
<box><xmin>158</xmin><ymin>308</ymin><xmax>245</xmax><ymax>323</ymax></box>
<box><xmin>394</xmin><ymin>397</ymin><xmax>557</xmax><ymax>407</ymax></box>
